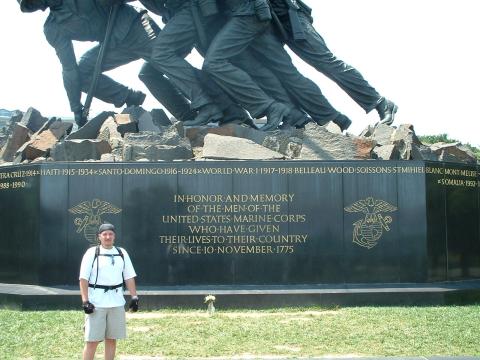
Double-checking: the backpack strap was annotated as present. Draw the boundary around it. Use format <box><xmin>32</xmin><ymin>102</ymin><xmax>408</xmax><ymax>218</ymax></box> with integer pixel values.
<box><xmin>89</xmin><ymin>245</ymin><xmax>100</xmax><ymax>289</ymax></box>
<box><xmin>115</xmin><ymin>246</ymin><xmax>124</xmax><ymax>262</ymax></box>
<box><xmin>115</xmin><ymin>246</ymin><xmax>126</xmax><ymax>289</ymax></box>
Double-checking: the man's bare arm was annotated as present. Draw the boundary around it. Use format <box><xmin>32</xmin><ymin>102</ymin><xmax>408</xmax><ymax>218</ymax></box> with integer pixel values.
<box><xmin>80</xmin><ymin>278</ymin><xmax>90</xmax><ymax>303</ymax></box>
<box><xmin>125</xmin><ymin>277</ymin><xmax>138</xmax><ymax>298</ymax></box>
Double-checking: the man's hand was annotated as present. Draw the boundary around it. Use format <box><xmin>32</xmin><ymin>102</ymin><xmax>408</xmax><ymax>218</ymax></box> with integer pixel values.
<box><xmin>128</xmin><ymin>296</ymin><xmax>139</xmax><ymax>312</ymax></box>
<box><xmin>74</xmin><ymin>108</ymin><xmax>87</xmax><ymax>128</ymax></box>
<box><xmin>82</xmin><ymin>301</ymin><xmax>95</xmax><ymax>314</ymax></box>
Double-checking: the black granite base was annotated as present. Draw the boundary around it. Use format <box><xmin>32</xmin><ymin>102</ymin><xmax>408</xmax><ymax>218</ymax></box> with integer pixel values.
<box><xmin>0</xmin><ymin>161</ymin><xmax>478</xmax><ymax>293</ymax></box>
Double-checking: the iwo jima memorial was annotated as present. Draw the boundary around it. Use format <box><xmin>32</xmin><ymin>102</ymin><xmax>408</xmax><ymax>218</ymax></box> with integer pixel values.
<box><xmin>0</xmin><ymin>109</ymin><xmax>480</xmax><ymax>307</ymax></box>
<box><xmin>1</xmin><ymin>0</ymin><xmax>479</xmax><ymax>309</ymax></box>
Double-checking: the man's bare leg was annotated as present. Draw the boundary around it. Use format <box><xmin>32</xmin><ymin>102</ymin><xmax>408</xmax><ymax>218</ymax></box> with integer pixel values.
<box><xmin>105</xmin><ymin>338</ymin><xmax>117</xmax><ymax>360</ymax></box>
<box><xmin>83</xmin><ymin>341</ymin><xmax>100</xmax><ymax>360</ymax></box>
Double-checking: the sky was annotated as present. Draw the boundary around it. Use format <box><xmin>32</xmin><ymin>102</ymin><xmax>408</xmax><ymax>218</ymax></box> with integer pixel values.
<box><xmin>1</xmin><ymin>0</ymin><xmax>479</xmax><ymax>146</ymax></box>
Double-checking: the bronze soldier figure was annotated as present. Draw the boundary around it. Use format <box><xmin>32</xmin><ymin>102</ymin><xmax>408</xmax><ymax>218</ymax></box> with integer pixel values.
<box><xmin>196</xmin><ymin>12</ymin><xmax>311</xmax><ymax>128</ymax></box>
<box><xmin>140</xmin><ymin>0</ymin><xmax>256</xmax><ymax>127</ymax></box>
<box><xmin>203</xmin><ymin>0</ymin><xmax>352</xmax><ymax>131</ymax></box>
<box><xmin>269</xmin><ymin>0</ymin><xmax>398</xmax><ymax>126</ymax></box>
<box><xmin>18</xmin><ymin>0</ymin><xmax>193</xmax><ymax>127</ymax></box>
<box><xmin>146</xmin><ymin>0</ymin><xmax>227</xmax><ymax>126</ymax></box>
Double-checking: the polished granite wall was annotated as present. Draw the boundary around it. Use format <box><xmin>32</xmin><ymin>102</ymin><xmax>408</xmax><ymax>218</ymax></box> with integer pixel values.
<box><xmin>0</xmin><ymin>161</ymin><xmax>478</xmax><ymax>286</ymax></box>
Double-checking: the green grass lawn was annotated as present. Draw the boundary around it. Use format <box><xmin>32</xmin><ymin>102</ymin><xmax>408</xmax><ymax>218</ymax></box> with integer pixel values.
<box><xmin>1</xmin><ymin>306</ymin><xmax>479</xmax><ymax>359</ymax></box>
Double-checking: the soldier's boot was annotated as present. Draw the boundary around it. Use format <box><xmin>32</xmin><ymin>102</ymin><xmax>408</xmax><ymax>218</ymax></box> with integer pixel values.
<box><xmin>74</xmin><ymin>109</ymin><xmax>87</xmax><ymax>128</ymax></box>
<box><xmin>260</xmin><ymin>102</ymin><xmax>290</xmax><ymax>132</ymax></box>
<box><xmin>221</xmin><ymin>105</ymin><xmax>257</xmax><ymax>129</ymax></box>
<box><xmin>376</xmin><ymin>97</ymin><xmax>398</xmax><ymax>126</ymax></box>
<box><xmin>333</xmin><ymin>113</ymin><xmax>352</xmax><ymax>132</ymax></box>
<box><xmin>284</xmin><ymin>108</ymin><xmax>311</xmax><ymax>129</ymax></box>
<box><xmin>125</xmin><ymin>90</ymin><xmax>146</xmax><ymax>107</ymax></box>
<box><xmin>183</xmin><ymin>103</ymin><xmax>223</xmax><ymax>127</ymax></box>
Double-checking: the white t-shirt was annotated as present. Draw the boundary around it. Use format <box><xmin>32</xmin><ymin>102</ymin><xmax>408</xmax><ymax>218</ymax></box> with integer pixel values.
<box><xmin>79</xmin><ymin>245</ymin><xmax>137</xmax><ymax>308</ymax></box>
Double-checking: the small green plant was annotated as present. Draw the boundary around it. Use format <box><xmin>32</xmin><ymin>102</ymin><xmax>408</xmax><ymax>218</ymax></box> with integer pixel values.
<box><xmin>419</xmin><ymin>133</ymin><xmax>457</xmax><ymax>144</ymax></box>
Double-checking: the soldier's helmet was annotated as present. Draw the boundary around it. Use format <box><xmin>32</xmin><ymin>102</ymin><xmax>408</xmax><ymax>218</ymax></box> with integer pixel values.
<box><xmin>17</xmin><ymin>0</ymin><xmax>47</xmax><ymax>13</ymax></box>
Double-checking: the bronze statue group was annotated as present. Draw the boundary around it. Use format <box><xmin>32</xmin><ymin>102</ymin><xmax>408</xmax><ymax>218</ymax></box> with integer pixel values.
<box><xmin>18</xmin><ymin>0</ymin><xmax>398</xmax><ymax>132</ymax></box>
<box><xmin>17</xmin><ymin>3</ymin><xmax>399</xmax><ymax>359</ymax></box>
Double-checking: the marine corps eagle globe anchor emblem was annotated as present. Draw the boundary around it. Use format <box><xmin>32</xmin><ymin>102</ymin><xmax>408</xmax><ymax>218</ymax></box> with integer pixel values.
<box><xmin>344</xmin><ymin>197</ymin><xmax>397</xmax><ymax>249</ymax></box>
<box><xmin>69</xmin><ymin>199</ymin><xmax>122</xmax><ymax>243</ymax></box>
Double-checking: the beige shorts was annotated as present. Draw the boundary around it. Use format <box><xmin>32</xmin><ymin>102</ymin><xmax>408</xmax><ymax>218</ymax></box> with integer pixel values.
<box><xmin>84</xmin><ymin>306</ymin><xmax>126</xmax><ymax>342</ymax></box>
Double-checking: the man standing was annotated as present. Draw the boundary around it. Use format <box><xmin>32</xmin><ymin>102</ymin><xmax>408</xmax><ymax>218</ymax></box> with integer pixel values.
<box><xmin>79</xmin><ymin>223</ymin><xmax>138</xmax><ymax>360</ymax></box>
<box><xmin>269</xmin><ymin>0</ymin><xmax>398</xmax><ymax>126</ymax></box>
<box><xmin>17</xmin><ymin>0</ymin><xmax>192</xmax><ymax>127</ymax></box>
